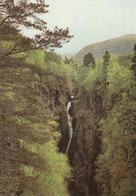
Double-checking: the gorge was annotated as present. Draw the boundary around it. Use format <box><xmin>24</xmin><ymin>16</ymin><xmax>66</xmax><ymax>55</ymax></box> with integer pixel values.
<box><xmin>58</xmin><ymin>89</ymin><xmax>103</xmax><ymax>196</ymax></box>
<box><xmin>0</xmin><ymin>1</ymin><xmax>136</xmax><ymax>195</ymax></box>
<box><xmin>0</xmin><ymin>28</ymin><xmax>136</xmax><ymax>196</ymax></box>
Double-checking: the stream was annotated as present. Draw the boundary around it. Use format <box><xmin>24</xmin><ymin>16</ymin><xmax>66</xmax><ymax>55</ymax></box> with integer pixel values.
<box><xmin>65</xmin><ymin>101</ymin><xmax>73</xmax><ymax>155</ymax></box>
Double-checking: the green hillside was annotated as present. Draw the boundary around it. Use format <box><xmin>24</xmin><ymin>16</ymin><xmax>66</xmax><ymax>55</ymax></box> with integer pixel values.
<box><xmin>74</xmin><ymin>34</ymin><xmax>136</xmax><ymax>60</ymax></box>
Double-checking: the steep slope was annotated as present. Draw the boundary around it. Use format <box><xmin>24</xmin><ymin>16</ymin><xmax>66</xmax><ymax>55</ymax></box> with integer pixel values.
<box><xmin>0</xmin><ymin>25</ymin><xmax>76</xmax><ymax>194</ymax></box>
<box><xmin>74</xmin><ymin>34</ymin><xmax>136</xmax><ymax>60</ymax></box>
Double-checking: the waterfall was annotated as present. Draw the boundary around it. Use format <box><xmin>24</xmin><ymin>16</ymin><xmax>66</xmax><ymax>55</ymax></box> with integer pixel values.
<box><xmin>65</xmin><ymin>101</ymin><xmax>73</xmax><ymax>155</ymax></box>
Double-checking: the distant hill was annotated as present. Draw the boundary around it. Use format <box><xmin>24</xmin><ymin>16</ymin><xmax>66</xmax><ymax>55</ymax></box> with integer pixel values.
<box><xmin>74</xmin><ymin>34</ymin><xmax>136</xmax><ymax>61</ymax></box>
<box><xmin>60</xmin><ymin>53</ymin><xmax>76</xmax><ymax>60</ymax></box>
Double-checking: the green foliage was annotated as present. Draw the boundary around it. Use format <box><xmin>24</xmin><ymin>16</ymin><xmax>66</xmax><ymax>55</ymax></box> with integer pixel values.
<box><xmin>44</xmin><ymin>51</ymin><xmax>77</xmax><ymax>81</ymax></box>
<box><xmin>94</xmin><ymin>55</ymin><xmax>136</xmax><ymax>195</ymax></box>
<box><xmin>64</xmin><ymin>56</ymin><xmax>70</xmax><ymax>64</ymax></box>
<box><xmin>26</xmin><ymin>50</ymin><xmax>47</xmax><ymax>68</ymax></box>
<box><xmin>77</xmin><ymin>60</ymin><xmax>104</xmax><ymax>93</ymax></box>
<box><xmin>76</xmin><ymin>66</ymin><xmax>90</xmax><ymax>85</ymax></box>
<box><xmin>0</xmin><ymin>2</ymin><xmax>76</xmax><ymax>195</ymax></box>
<box><xmin>107</xmin><ymin>59</ymin><xmax>135</xmax><ymax>96</ymax></box>
<box><xmin>64</xmin><ymin>56</ymin><xmax>74</xmax><ymax>65</ymax></box>
<box><xmin>118</xmin><ymin>53</ymin><xmax>133</xmax><ymax>68</ymax></box>
<box><xmin>24</xmin><ymin>140</ymin><xmax>71</xmax><ymax>196</ymax></box>
<box><xmin>45</xmin><ymin>51</ymin><xmax>62</xmax><ymax>65</ymax></box>
<box><xmin>76</xmin><ymin>50</ymin><xmax>136</xmax><ymax>195</ymax></box>
<box><xmin>83</xmin><ymin>63</ymin><xmax>103</xmax><ymax>92</ymax></box>
<box><xmin>0</xmin><ymin>30</ymin><xmax>73</xmax><ymax>195</ymax></box>
<box><xmin>1</xmin><ymin>8</ymin><xmax>136</xmax><ymax>195</ymax></box>
<box><xmin>116</xmin><ymin>178</ymin><xmax>136</xmax><ymax>196</ymax></box>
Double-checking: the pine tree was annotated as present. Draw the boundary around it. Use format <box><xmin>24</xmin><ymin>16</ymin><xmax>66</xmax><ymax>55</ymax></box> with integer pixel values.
<box><xmin>131</xmin><ymin>44</ymin><xmax>136</xmax><ymax>77</ymax></box>
<box><xmin>0</xmin><ymin>0</ymin><xmax>73</xmax><ymax>58</ymax></box>
<box><xmin>64</xmin><ymin>56</ymin><xmax>69</xmax><ymax>64</ymax></box>
<box><xmin>83</xmin><ymin>52</ymin><xmax>96</xmax><ymax>67</ymax></box>
<box><xmin>103</xmin><ymin>50</ymin><xmax>110</xmax><ymax>73</ymax></box>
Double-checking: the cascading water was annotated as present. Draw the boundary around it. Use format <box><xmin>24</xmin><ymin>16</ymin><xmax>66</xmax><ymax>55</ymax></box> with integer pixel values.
<box><xmin>65</xmin><ymin>101</ymin><xmax>73</xmax><ymax>155</ymax></box>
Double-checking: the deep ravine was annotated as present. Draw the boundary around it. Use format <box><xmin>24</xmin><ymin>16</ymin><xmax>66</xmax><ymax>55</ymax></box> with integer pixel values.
<box><xmin>59</xmin><ymin>89</ymin><xmax>102</xmax><ymax>196</ymax></box>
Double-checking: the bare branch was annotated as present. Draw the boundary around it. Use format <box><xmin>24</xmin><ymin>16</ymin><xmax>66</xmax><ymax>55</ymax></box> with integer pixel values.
<box><xmin>0</xmin><ymin>15</ymin><xmax>10</xmax><ymax>27</ymax></box>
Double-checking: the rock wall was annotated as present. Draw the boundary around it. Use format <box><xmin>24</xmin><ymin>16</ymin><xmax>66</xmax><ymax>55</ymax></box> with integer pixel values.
<box><xmin>66</xmin><ymin>87</ymin><xmax>104</xmax><ymax>196</ymax></box>
<box><xmin>37</xmin><ymin>77</ymin><xmax>109</xmax><ymax>196</ymax></box>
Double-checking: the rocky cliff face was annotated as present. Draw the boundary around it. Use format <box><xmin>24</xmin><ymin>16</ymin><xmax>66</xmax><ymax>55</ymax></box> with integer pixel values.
<box><xmin>70</xmin><ymin>89</ymin><xmax>103</xmax><ymax>196</ymax></box>
<box><xmin>55</xmin><ymin>85</ymin><xmax>105</xmax><ymax>196</ymax></box>
<box><xmin>32</xmin><ymin>75</ymin><xmax>120</xmax><ymax>196</ymax></box>
<box><xmin>38</xmin><ymin>76</ymin><xmax>114</xmax><ymax>196</ymax></box>
<box><xmin>38</xmin><ymin>75</ymin><xmax>72</xmax><ymax>154</ymax></box>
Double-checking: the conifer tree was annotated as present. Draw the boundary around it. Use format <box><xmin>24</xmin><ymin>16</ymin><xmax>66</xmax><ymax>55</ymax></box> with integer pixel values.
<box><xmin>0</xmin><ymin>0</ymin><xmax>73</xmax><ymax>57</ymax></box>
<box><xmin>64</xmin><ymin>56</ymin><xmax>69</xmax><ymax>64</ymax></box>
<box><xmin>103</xmin><ymin>50</ymin><xmax>110</xmax><ymax>73</ymax></box>
<box><xmin>83</xmin><ymin>52</ymin><xmax>96</xmax><ymax>67</ymax></box>
<box><xmin>131</xmin><ymin>44</ymin><xmax>136</xmax><ymax>77</ymax></box>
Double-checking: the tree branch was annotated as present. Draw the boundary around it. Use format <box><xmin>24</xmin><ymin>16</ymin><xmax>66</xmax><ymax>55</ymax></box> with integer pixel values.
<box><xmin>0</xmin><ymin>16</ymin><xmax>10</xmax><ymax>27</ymax></box>
<box><xmin>0</xmin><ymin>44</ymin><xmax>17</xmax><ymax>60</ymax></box>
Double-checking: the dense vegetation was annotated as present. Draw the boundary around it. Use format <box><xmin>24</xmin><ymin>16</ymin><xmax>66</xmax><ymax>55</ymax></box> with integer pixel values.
<box><xmin>0</xmin><ymin>35</ymin><xmax>75</xmax><ymax>196</ymax></box>
<box><xmin>1</xmin><ymin>28</ymin><xmax>136</xmax><ymax>196</ymax></box>
<box><xmin>0</xmin><ymin>1</ymin><xmax>136</xmax><ymax>196</ymax></box>
<box><xmin>0</xmin><ymin>1</ymin><xmax>74</xmax><ymax>195</ymax></box>
<box><xmin>74</xmin><ymin>50</ymin><xmax>136</xmax><ymax>196</ymax></box>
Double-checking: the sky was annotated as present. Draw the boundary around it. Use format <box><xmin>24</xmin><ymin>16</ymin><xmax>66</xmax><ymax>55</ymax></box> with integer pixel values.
<box><xmin>25</xmin><ymin>0</ymin><xmax>136</xmax><ymax>54</ymax></box>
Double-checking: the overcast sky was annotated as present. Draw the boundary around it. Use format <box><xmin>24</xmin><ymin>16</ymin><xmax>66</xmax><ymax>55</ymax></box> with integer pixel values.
<box><xmin>27</xmin><ymin>0</ymin><xmax>136</xmax><ymax>54</ymax></box>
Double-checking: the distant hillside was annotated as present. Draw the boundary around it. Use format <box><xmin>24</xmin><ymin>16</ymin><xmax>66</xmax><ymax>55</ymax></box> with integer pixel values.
<box><xmin>74</xmin><ymin>34</ymin><xmax>136</xmax><ymax>61</ymax></box>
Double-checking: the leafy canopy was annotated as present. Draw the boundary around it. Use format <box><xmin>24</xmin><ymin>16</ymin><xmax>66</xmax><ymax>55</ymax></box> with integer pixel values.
<box><xmin>0</xmin><ymin>0</ymin><xmax>73</xmax><ymax>56</ymax></box>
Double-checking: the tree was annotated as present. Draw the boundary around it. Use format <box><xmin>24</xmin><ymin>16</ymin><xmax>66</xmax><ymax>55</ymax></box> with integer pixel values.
<box><xmin>64</xmin><ymin>56</ymin><xmax>69</xmax><ymax>64</ymax></box>
<box><xmin>64</xmin><ymin>56</ymin><xmax>74</xmax><ymax>64</ymax></box>
<box><xmin>95</xmin><ymin>55</ymin><xmax>136</xmax><ymax>195</ymax></box>
<box><xmin>0</xmin><ymin>0</ymin><xmax>73</xmax><ymax>57</ymax></box>
<box><xmin>0</xmin><ymin>50</ymin><xmax>72</xmax><ymax>195</ymax></box>
<box><xmin>0</xmin><ymin>1</ymin><xmax>73</xmax><ymax>194</ymax></box>
<box><xmin>131</xmin><ymin>44</ymin><xmax>136</xmax><ymax>77</ymax></box>
<box><xmin>83</xmin><ymin>52</ymin><xmax>95</xmax><ymax>67</ymax></box>
<box><xmin>103</xmin><ymin>50</ymin><xmax>110</xmax><ymax>73</ymax></box>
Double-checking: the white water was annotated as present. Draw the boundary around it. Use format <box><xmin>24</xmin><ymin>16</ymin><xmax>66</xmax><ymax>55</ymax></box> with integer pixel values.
<box><xmin>65</xmin><ymin>102</ymin><xmax>73</xmax><ymax>155</ymax></box>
